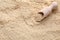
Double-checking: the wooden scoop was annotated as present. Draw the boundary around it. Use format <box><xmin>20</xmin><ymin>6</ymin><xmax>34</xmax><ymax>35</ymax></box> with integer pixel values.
<box><xmin>35</xmin><ymin>2</ymin><xmax>58</xmax><ymax>22</ymax></box>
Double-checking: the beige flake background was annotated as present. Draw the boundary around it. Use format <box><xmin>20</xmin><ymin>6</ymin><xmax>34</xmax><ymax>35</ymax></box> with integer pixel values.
<box><xmin>0</xmin><ymin>0</ymin><xmax>60</xmax><ymax>40</ymax></box>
